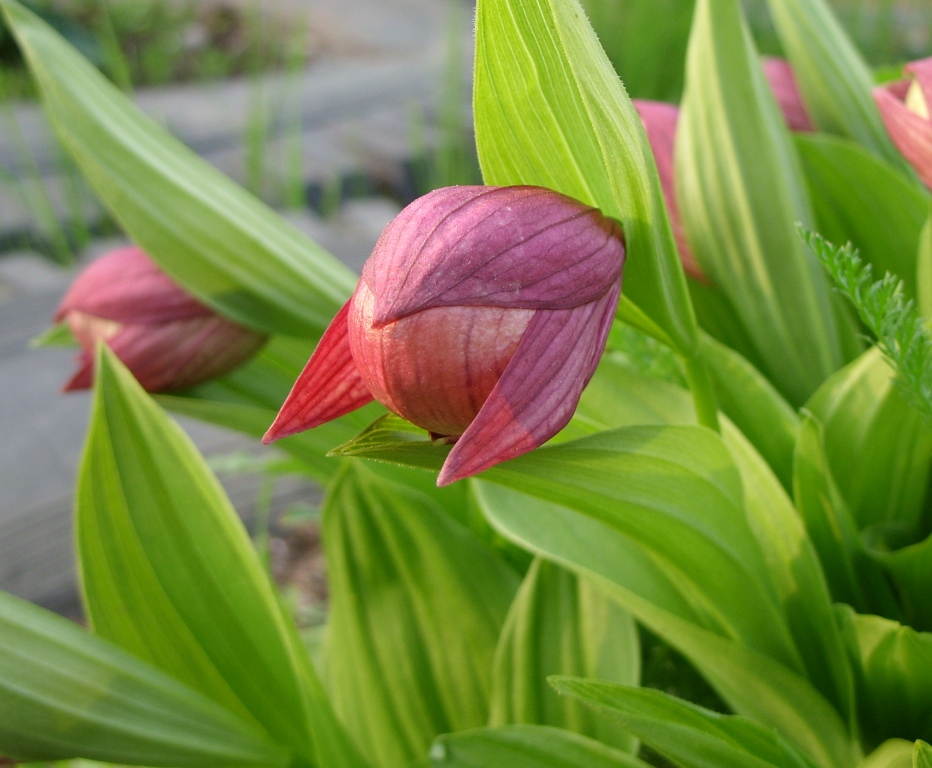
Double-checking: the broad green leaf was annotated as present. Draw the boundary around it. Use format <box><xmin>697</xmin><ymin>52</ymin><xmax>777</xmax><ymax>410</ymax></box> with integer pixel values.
<box><xmin>76</xmin><ymin>347</ymin><xmax>366</xmax><ymax>768</ymax></box>
<box><xmin>793</xmin><ymin>417</ymin><xmax>900</xmax><ymax>618</ymax></box>
<box><xmin>701</xmin><ymin>334</ymin><xmax>800</xmax><ymax>490</ymax></box>
<box><xmin>763</xmin><ymin>0</ymin><xmax>904</xmax><ymax>167</ymax></box>
<box><xmin>472</xmin><ymin>483</ymin><xmax>857</xmax><ymax>768</ymax></box>
<box><xmin>0</xmin><ymin>590</ymin><xmax>288</xmax><ymax>767</ymax></box>
<box><xmin>916</xmin><ymin>742</ymin><xmax>932</xmax><ymax>768</ymax></box>
<box><xmin>866</xmin><ymin>530</ymin><xmax>932</xmax><ymax>632</ymax></box>
<box><xmin>677</xmin><ymin>0</ymin><xmax>849</xmax><ymax>405</ymax></box>
<box><xmin>552</xmin><ymin>678</ymin><xmax>819</xmax><ymax>768</ymax></box>
<box><xmin>858</xmin><ymin>741</ymin><xmax>913</xmax><ymax>768</ymax></box>
<box><xmin>430</xmin><ymin>725</ymin><xmax>650</xmax><ymax>768</ymax></box>
<box><xmin>837</xmin><ymin>607</ymin><xmax>932</xmax><ymax>749</ymax></box>
<box><xmin>1</xmin><ymin>0</ymin><xmax>354</xmax><ymax>336</ymax></box>
<box><xmin>805</xmin><ymin>347</ymin><xmax>932</xmax><ymax>533</ymax></box>
<box><xmin>489</xmin><ymin>558</ymin><xmax>639</xmax><ymax>752</ymax></box>
<box><xmin>324</xmin><ymin>462</ymin><xmax>520</xmax><ymax>768</ymax></box>
<box><xmin>473</xmin><ymin>0</ymin><xmax>699</xmax><ymax>356</ymax></box>
<box><xmin>919</xmin><ymin>211</ymin><xmax>932</xmax><ymax>317</ymax></box>
<box><xmin>796</xmin><ymin>133</ymin><xmax>928</xmax><ymax>299</ymax></box>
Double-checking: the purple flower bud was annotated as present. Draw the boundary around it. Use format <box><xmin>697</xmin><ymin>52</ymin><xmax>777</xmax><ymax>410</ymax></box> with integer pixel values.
<box><xmin>761</xmin><ymin>57</ymin><xmax>815</xmax><ymax>133</ymax></box>
<box><xmin>874</xmin><ymin>57</ymin><xmax>932</xmax><ymax>189</ymax></box>
<box><xmin>56</xmin><ymin>246</ymin><xmax>267</xmax><ymax>392</ymax></box>
<box><xmin>264</xmin><ymin>185</ymin><xmax>625</xmax><ymax>485</ymax></box>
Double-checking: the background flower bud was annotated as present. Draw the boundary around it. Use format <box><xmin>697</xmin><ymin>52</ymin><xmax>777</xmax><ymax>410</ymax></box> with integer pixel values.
<box><xmin>56</xmin><ymin>246</ymin><xmax>267</xmax><ymax>392</ymax></box>
<box><xmin>874</xmin><ymin>57</ymin><xmax>932</xmax><ymax>188</ymax></box>
<box><xmin>265</xmin><ymin>185</ymin><xmax>625</xmax><ymax>485</ymax></box>
<box><xmin>761</xmin><ymin>56</ymin><xmax>815</xmax><ymax>133</ymax></box>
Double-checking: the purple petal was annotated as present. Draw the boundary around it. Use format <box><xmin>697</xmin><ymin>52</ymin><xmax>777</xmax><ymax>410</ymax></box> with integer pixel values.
<box><xmin>364</xmin><ymin>186</ymin><xmax>624</xmax><ymax>325</ymax></box>
<box><xmin>437</xmin><ymin>281</ymin><xmax>621</xmax><ymax>486</ymax></box>
<box><xmin>263</xmin><ymin>300</ymin><xmax>373</xmax><ymax>442</ymax></box>
<box><xmin>761</xmin><ymin>57</ymin><xmax>814</xmax><ymax>133</ymax></box>
<box><xmin>56</xmin><ymin>247</ymin><xmax>209</xmax><ymax>325</ymax></box>
<box><xmin>875</xmin><ymin>58</ymin><xmax>932</xmax><ymax>188</ymax></box>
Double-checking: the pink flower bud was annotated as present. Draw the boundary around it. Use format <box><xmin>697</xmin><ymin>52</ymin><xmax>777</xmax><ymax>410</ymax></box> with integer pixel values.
<box><xmin>264</xmin><ymin>186</ymin><xmax>625</xmax><ymax>485</ymax></box>
<box><xmin>761</xmin><ymin>57</ymin><xmax>815</xmax><ymax>133</ymax></box>
<box><xmin>874</xmin><ymin>57</ymin><xmax>932</xmax><ymax>188</ymax></box>
<box><xmin>56</xmin><ymin>246</ymin><xmax>267</xmax><ymax>392</ymax></box>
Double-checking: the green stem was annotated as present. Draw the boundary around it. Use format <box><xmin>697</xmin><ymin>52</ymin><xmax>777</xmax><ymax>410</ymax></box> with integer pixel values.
<box><xmin>685</xmin><ymin>352</ymin><xmax>720</xmax><ymax>432</ymax></box>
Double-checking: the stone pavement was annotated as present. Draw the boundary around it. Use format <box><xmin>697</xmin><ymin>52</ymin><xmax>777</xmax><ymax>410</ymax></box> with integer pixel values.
<box><xmin>0</xmin><ymin>0</ymin><xmax>470</xmax><ymax>613</ymax></box>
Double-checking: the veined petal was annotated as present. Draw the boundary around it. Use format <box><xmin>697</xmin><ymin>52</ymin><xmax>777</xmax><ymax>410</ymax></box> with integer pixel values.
<box><xmin>56</xmin><ymin>247</ymin><xmax>209</xmax><ymax>324</ymax></box>
<box><xmin>437</xmin><ymin>281</ymin><xmax>621</xmax><ymax>486</ymax></box>
<box><xmin>263</xmin><ymin>300</ymin><xmax>373</xmax><ymax>442</ymax></box>
<box><xmin>364</xmin><ymin>185</ymin><xmax>624</xmax><ymax>325</ymax></box>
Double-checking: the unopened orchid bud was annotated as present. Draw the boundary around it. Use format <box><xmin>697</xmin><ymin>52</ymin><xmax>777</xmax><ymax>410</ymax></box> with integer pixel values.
<box><xmin>874</xmin><ymin>58</ymin><xmax>932</xmax><ymax>188</ymax></box>
<box><xmin>56</xmin><ymin>246</ymin><xmax>267</xmax><ymax>392</ymax></box>
<box><xmin>761</xmin><ymin>57</ymin><xmax>815</xmax><ymax>133</ymax></box>
<box><xmin>264</xmin><ymin>185</ymin><xmax>625</xmax><ymax>485</ymax></box>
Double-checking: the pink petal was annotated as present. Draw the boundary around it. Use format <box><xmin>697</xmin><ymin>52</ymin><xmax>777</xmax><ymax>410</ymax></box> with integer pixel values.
<box><xmin>761</xmin><ymin>57</ymin><xmax>815</xmax><ymax>133</ymax></box>
<box><xmin>905</xmin><ymin>57</ymin><xmax>932</xmax><ymax>107</ymax></box>
<box><xmin>63</xmin><ymin>349</ymin><xmax>95</xmax><ymax>391</ymax></box>
<box><xmin>364</xmin><ymin>186</ymin><xmax>624</xmax><ymax>325</ymax></box>
<box><xmin>633</xmin><ymin>101</ymin><xmax>704</xmax><ymax>282</ymax></box>
<box><xmin>436</xmin><ymin>281</ymin><xmax>621</xmax><ymax>486</ymax></box>
<box><xmin>56</xmin><ymin>247</ymin><xmax>209</xmax><ymax>324</ymax></box>
<box><xmin>263</xmin><ymin>300</ymin><xmax>373</xmax><ymax>443</ymax></box>
<box><xmin>875</xmin><ymin>70</ymin><xmax>932</xmax><ymax>188</ymax></box>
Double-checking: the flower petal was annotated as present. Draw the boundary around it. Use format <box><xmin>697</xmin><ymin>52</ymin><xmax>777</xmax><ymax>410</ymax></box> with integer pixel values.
<box><xmin>875</xmin><ymin>58</ymin><xmax>932</xmax><ymax>188</ymax></box>
<box><xmin>437</xmin><ymin>281</ymin><xmax>621</xmax><ymax>486</ymax></box>
<box><xmin>364</xmin><ymin>185</ymin><xmax>624</xmax><ymax>324</ymax></box>
<box><xmin>56</xmin><ymin>247</ymin><xmax>209</xmax><ymax>324</ymax></box>
<box><xmin>263</xmin><ymin>300</ymin><xmax>373</xmax><ymax>443</ymax></box>
<box><xmin>761</xmin><ymin>57</ymin><xmax>814</xmax><ymax>133</ymax></box>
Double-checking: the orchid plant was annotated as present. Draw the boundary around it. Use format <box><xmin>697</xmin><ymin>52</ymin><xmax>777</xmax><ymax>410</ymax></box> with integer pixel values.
<box><xmin>1</xmin><ymin>0</ymin><xmax>932</xmax><ymax>766</ymax></box>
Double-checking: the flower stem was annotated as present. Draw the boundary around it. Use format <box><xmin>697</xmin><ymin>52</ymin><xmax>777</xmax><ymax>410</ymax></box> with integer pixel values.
<box><xmin>684</xmin><ymin>353</ymin><xmax>721</xmax><ymax>432</ymax></box>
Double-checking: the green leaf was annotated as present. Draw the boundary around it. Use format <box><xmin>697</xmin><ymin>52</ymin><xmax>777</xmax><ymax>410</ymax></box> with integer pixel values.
<box><xmin>0</xmin><ymin>589</ymin><xmax>288</xmax><ymax>767</ymax></box>
<box><xmin>796</xmin><ymin>134</ymin><xmax>928</xmax><ymax>300</ymax></box>
<box><xmin>0</xmin><ymin>0</ymin><xmax>354</xmax><ymax>336</ymax></box>
<box><xmin>918</xmin><ymin>211</ymin><xmax>932</xmax><ymax>317</ymax></box>
<box><xmin>324</xmin><ymin>462</ymin><xmax>520</xmax><ymax>768</ymax></box>
<box><xmin>76</xmin><ymin>346</ymin><xmax>366</xmax><ymax>768</ymax></box>
<box><xmin>793</xmin><ymin>416</ymin><xmax>900</xmax><ymax>618</ymax></box>
<box><xmin>866</xmin><ymin>529</ymin><xmax>932</xmax><ymax>632</ymax></box>
<box><xmin>916</xmin><ymin>742</ymin><xmax>932</xmax><ymax>768</ymax></box>
<box><xmin>329</xmin><ymin>413</ymin><xmax>448</xmax><ymax>472</ymax></box>
<box><xmin>677</xmin><ymin>0</ymin><xmax>849</xmax><ymax>405</ymax></box>
<box><xmin>837</xmin><ymin>607</ymin><xmax>932</xmax><ymax>749</ymax></box>
<box><xmin>763</xmin><ymin>0</ymin><xmax>904</xmax><ymax>167</ymax></box>
<box><xmin>473</xmin><ymin>0</ymin><xmax>699</xmax><ymax>356</ymax></box>
<box><xmin>701</xmin><ymin>334</ymin><xmax>800</xmax><ymax>490</ymax></box>
<box><xmin>490</xmin><ymin>558</ymin><xmax>639</xmax><ymax>752</ymax></box>
<box><xmin>805</xmin><ymin>346</ymin><xmax>932</xmax><ymax>534</ymax></box>
<box><xmin>430</xmin><ymin>725</ymin><xmax>651</xmax><ymax>768</ymax></box>
<box><xmin>858</xmin><ymin>741</ymin><xmax>913</xmax><ymax>768</ymax></box>
<box><xmin>552</xmin><ymin>678</ymin><xmax>820</xmax><ymax>768</ymax></box>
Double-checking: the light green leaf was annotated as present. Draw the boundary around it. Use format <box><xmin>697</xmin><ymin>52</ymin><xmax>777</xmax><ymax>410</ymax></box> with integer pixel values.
<box><xmin>677</xmin><ymin>0</ymin><xmax>849</xmax><ymax>404</ymax></box>
<box><xmin>76</xmin><ymin>346</ymin><xmax>366</xmax><ymax>768</ymax></box>
<box><xmin>837</xmin><ymin>607</ymin><xmax>932</xmax><ymax>749</ymax></box>
<box><xmin>324</xmin><ymin>462</ymin><xmax>520</xmax><ymax>768</ymax></box>
<box><xmin>796</xmin><ymin>134</ymin><xmax>928</xmax><ymax>300</ymax></box>
<box><xmin>763</xmin><ymin>0</ymin><xmax>904</xmax><ymax>167</ymax></box>
<box><xmin>918</xmin><ymin>210</ymin><xmax>932</xmax><ymax>317</ymax></box>
<box><xmin>329</xmin><ymin>413</ymin><xmax>448</xmax><ymax>472</ymax></box>
<box><xmin>916</xmin><ymin>742</ymin><xmax>932</xmax><ymax>768</ymax></box>
<box><xmin>552</xmin><ymin>678</ymin><xmax>820</xmax><ymax>768</ymax></box>
<box><xmin>858</xmin><ymin>741</ymin><xmax>913</xmax><ymax>768</ymax></box>
<box><xmin>430</xmin><ymin>725</ymin><xmax>650</xmax><ymax>768</ymax></box>
<box><xmin>0</xmin><ymin>589</ymin><xmax>288</xmax><ymax>767</ymax></box>
<box><xmin>473</xmin><ymin>0</ymin><xmax>698</xmax><ymax>356</ymax></box>
<box><xmin>805</xmin><ymin>347</ymin><xmax>932</xmax><ymax>533</ymax></box>
<box><xmin>490</xmin><ymin>558</ymin><xmax>639</xmax><ymax>752</ymax></box>
<box><xmin>701</xmin><ymin>334</ymin><xmax>800</xmax><ymax>490</ymax></box>
<box><xmin>866</xmin><ymin>530</ymin><xmax>932</xmax><ymax>632</ymax></box>
<box><xmin>1</xmin><ymin>0</ymin><xmax>354</xmax><ymax>336</ymax></box>
<box><xmin>793</xmin><ymin>416</ymin><xmax>900</xmax><ymax>618</ymax></box>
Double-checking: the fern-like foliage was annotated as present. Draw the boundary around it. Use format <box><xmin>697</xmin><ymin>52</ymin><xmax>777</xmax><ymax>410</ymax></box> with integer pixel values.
<box><xmin>801</xmin><ymin>227</ymin><xmax>932</xmax><ymax>423</ymax></box>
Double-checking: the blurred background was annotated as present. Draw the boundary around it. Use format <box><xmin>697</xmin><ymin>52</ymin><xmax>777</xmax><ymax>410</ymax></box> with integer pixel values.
<box><xmin>0</xmin><ymin>0</ymin><xmax>929</xmax><ymax>622</ymax></box>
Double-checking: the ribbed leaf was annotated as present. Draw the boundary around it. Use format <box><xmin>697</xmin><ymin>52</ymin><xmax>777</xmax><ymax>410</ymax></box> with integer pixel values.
<box><xmin>430</xmin><ymin>725</ymin><xmax>651</xmax><ymax>768</ymax></box>
<box><xmin>489</xmin><ymin>558</ymin><xmax>639</xmax><ymax>752</ymax></box>
<box><xmin>473</xmin><ymin>0</ymin><xmax>698</xmax><ymax>355</ymax></box>
<box><xmin>324</xmin><ymin>462</ymin><xmax>520</xmax><ymax>768</ymax></box>
<box><xmin>837</xmin><ymin>607</ymin><xmax>932</xmax><ymax>749</ymax></box>
<box><xmin>916</xmin><ymin>742</ymin><xmax>932</xmax><ymax>768</ymax></box>
<box><xmin>796</xmin><ymin>133</ymin><xmax>928</xmax><ymax>299</ymax></box>
<box><xmin>867</xmin><ymin>531</ymin><xmax>932</xmax><ymax>632</ymax></box>
<box><xmin>677</xmin><ymin>0</ymin><xmax>848</xmax><ymax>404</ymax></box>
<box><xmin>763</xmin><ymin>0</ymin><xmax>903</xmax><ymax>166</ymax></box>
<box><xmin>0</xmin><ymin>590</ymin><xmax>288</xmax><ymax>767</ymax></box>
<box><xmin>919</xmin><ymin>211</ymin><xmax>932</xmax><ymax>317</ymax></box>
<box><xmin>805</xmin><ymin>347</ymin><xmax>932</xmax><ymax>533</ymax></box>
<box><xmin>76</xmin><ymin>347</ymin><xmax>366</xmax><ymax>768</ymax></box>
<box><xmin>1</xmin><ymin>0</ymin><xmax>354</xmax><ymax>336</ymax></box>
<box><xmin>858</xmin><ymin>741</ymin><xmax>913</xmax><ymax>768</ymax></box>
<box><xmin>552</xmin><ymin>678</ymin><xmax>820</xmax><ymax>768</ymax></box>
